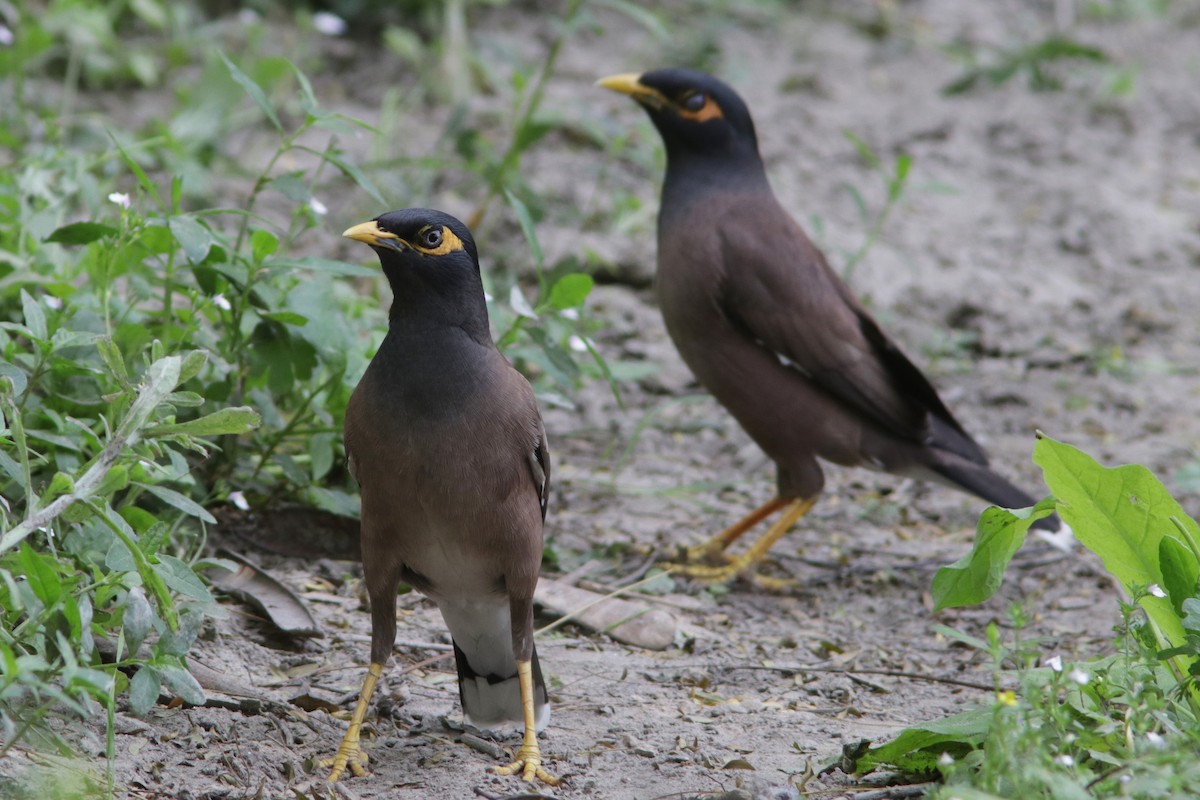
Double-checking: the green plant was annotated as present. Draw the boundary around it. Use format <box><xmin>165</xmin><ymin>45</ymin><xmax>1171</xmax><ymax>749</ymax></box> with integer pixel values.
<box><xmin>943</xmin><ymin>35</ymin><xmax>1110</xmax><ymax>95</ymax></box>
<box><xmin>844</xmin><ymin>435</ymin><xmax>1200</xmax><ymax>797</ymax></box>
<box><xmin>0</xmin><ymin>1</ymin><xmax>630</xmax><ymax>769</ymax></box>
<box><xmin>838</xmin><ymin>131</ymin><xmax>912</xmax><ymax>283</ymax></box>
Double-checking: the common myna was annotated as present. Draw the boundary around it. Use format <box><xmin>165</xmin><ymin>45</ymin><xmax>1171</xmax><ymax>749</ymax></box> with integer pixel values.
<box><xmin>326</xmin><ymin>209</ymin><xmax>557</xmax><ymax>785</ymax></box>
<box><xmin>599</xmin><ymin>69</ymin><xmax>1061</xmax><ymax>584</ymax></box>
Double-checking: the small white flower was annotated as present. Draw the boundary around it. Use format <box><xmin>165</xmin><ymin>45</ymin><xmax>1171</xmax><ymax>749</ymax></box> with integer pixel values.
<box><xmin>568</xmin><ymin>335</ymin><xmax>589</xmax><ymax>353</ymax></box>
<box><xmin>308</xmin><ymin>197</ymin><xmax>328</xmax><ymax>216</ymax></box>
<box><xmin>1120</xmin><ymin>775</ymin><xmax>1132</xmax><ymax>784</ymax></box>
<box><xmin>1054</xmin><ymin>754</ymin><xmax>1075</xmax><ymax>767</ymax></box>
<box><xmin>108</xmin><ymin>192</ymin><xmax>131</xmax><ymax>209</ymax></box>
<box><xmin>1148</xmin><ymin>583</ymin><xmax>1167</xmax><ymax>598</ymax></box>
<box><xmin>44</xmin><ymin>296</ymin><xmax>63</xmax><ymax>310</ymax></box>
<box><xmin>1146</xmin><ymin>731</ymin><xmax>1165</xmax><ymax>749</ymax></box>
<box><xmin>312</xmin><ymin>11</ymin><xmax>347</xmax><ymax>36</ymax></box>
<box><xmin>561</xmin><ymin>308</ymin><xmax>580</xmax><ymax>320</ymax></box>
<box><xmin>1067</xmin><ymin>668</ymin><xmax>1090</xmax><ymax>685</ymax></box>
<box><xmin>212</xmin><ymin>294</ymin><xmax>232</xmax><ymax>311</ymax></box>
<box><xmin>938</xmin><ymin>752</ymin><xmax>954</xmax><ymax>767</ymax></box>
<box><xmin>0</xmin><ymin>25</ymin><xmax>14</xmax><ymax>46</ymax></box>
<box><xmin>1045</xmin><ymin>655</ymin><xmax>1063</xmax><ymax>672</ymax></box>
<box><xmin>229</xmin><ymin>491</ymin><xmax>250</xmax><ymax>511</ymax></box>
<box><xmin>237</xmin><ymin>8</ymin><xmax>260</xmax><ymax>24</ymax></box>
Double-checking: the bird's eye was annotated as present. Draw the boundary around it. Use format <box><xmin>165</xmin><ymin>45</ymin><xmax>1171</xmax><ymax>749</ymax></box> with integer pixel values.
<box><xmin>683</xmin><ymin>92</ymin><xmax>707</xmax><ymax>112</ymax></box>
<box><xmin>422</xmin><ymin>227</ymin><xmax>444</xmax><ymax>248</ymax></box>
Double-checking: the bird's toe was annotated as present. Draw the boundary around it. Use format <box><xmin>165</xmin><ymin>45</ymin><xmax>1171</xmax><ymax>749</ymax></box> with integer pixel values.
<box><xmin>495</xmin><ymin>743</ymin><xmax>560</xmax><ymax>786</ymax></box>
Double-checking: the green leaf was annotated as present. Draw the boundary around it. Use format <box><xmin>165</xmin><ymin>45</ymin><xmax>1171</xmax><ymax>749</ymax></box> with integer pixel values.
<box><xmin>21</xmin><ymin>290</ymin><xmax>47</xmax><ymax>341</ymax></box>
<box><xmin>321</xmin><ymin>151</ymin><xmax>385</xmax><ymax>205</ymax></box>
<box><xmin>509</xmin><ymin>285</ymin><xmax>538</xmax><ymax>319</ymax></box>
<box><xmin>157</xmin><ymin>611</ymin><xmax>203</xmax><ymax>658</ymax></box>
<box><xmin>123</xmin><ymin>586</ymin><xmax>153</xmax><ymax>654</ymax></box>
<box><xmin>159</xmin><ymin>663</ymin><xmax>206</xmax><ymax>705</ymax></box>
<box><xmin>178</xmin><ymin>350</ymin><xmax>209</xmax><ymax>384</ymax></box>
<box><xmin>309</xmin><ymin>431</ymin><xmax>335</xmax><ymax>482</ymax></box>
<box><xmin>849</xmin><ymin>706</ymin><xmax>991</xmax><ymax>775</ymax></box>
<box><xmin>45</xmin><ymin>222</ymin><xmax>119</xmax><ymax>245</ymax></box>
<box><xmin>18</xmin><ymin>543</ymin><xmax>63</xmax><ymax>607</ymax></box>
<box><xmin>111</xmin><ymin>137</ymin><xmax>163</xmax><ymax>207</ymax></box>
<box><xmin>139</xmin><ymin>484</ymin><xmax>217</xmax><ymax>524</ymax></box>
<box><xmin>218</xmin><ymin>50</ymin><xmax>282</xmax><ymax>132</ymax></box>
<box><xmin>260</xmin><ymin>311</ymin><xmax>308</xmax><ymax>326</ymax></box>
<box><xmin>505</xmin><ymin>189</ymin><xmax>543</xmax><ymax>269</ymax></box>
<box><xmin>95</xmin><ymin>464</ymin><xmax>130</xmax><ymax>496</ymax></box>
<box><xmin>289</xmin><ymin>61</ymin><xmax>319</xmax><ymax>113</ymax></box>
<box><xmin>168</xmin><ymin>216</ymin><xmax>213</xmax><ymax>264</ymax></box>
<box><xmin>0</xmin><ymin>361</ymin><xmax>28</xmax><ymax>398</ymax></box>
<box><xmin>41</xmin><ymin>471</ymin><xmax>75</xmax><ymax>503</ymax></box>
<box><xmin>546</xmin><ymin>273</ymin><xmax>593</xmax><ymax>310</ymax></box>
<box><xmin>1159</xmin><ymin>535</ymin><xmax>1199</xmax><ymax>617</ymax></box>
<box><xmin>1035</xmin><ymin>433</ymin><xmax>1198</xmax><ymax>658</ymax></box>
<box><xmin>129</xmin><ymin>666</ymin><xmax>161</xmax><ymax>716</ymax></box>
<box><xmin>97</xmin><ymin>337</ymin><xmax>131</xmax><ymax>389</ymax></box>
<box><xmin>931</xmin><ymin>501</ymin><xmax>1051</xmax><ymax>610</ymax></box>
<box><xmin>146</xmin><ymin>406</ymin><xmax>261</xmax><ymax>437</ymax></box>
<box><xmin>251</xmin><ymin>228</ymin><xmax>279</xmax><ymax>262</ymax></box>
<box><xmin>153</xmin><ymin>555</ymin><xmax>213</xmax><ymax>603</ymax></box>
<box><xmin>305</xmin><ymin>486</ymin><xmax>359</xmax><ymax>518</ymax></box>
<box><xmin>266</xmin><ymin>173</ymin><xmax>310</xmax><ymax>203</ymax></box>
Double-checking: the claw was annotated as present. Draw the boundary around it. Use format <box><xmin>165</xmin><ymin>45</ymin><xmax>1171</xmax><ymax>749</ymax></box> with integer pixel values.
<box><xmin>323</xmin><ymin>662</ymin><xmax>384</xmax><ymax>783</ymax></box>
<box><xmin>494</xmin><ymin>742</ymin><xmax>560</xmax><ymax>786</ymax></box>
<box><xmin>322</xmin><ymin>746</ymin><xmax>369</xmax><ymax>781</ymax></box>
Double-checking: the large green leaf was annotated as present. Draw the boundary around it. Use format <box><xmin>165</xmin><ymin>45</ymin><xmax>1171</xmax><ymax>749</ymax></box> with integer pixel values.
<box><xmin>848</xmin><ymin>706</ymin><xmax>991</xmax><ymax>775</ymax></box>
<box><xmin>1035</xmin><ymin>434</ymin><xmax>1199</xmax><ymax>656</ymax></box>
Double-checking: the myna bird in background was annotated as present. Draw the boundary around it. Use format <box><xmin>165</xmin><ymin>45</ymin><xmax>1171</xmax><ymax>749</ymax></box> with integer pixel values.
<box><xmin>326</xmin><ymin>209</ymin><xmax>558</xmax><ymax>785</ymax></box>
<box><xmin>599</xmin><ymin>69</ymin><xmax>1063</xmax><ymax>585</ymax></box>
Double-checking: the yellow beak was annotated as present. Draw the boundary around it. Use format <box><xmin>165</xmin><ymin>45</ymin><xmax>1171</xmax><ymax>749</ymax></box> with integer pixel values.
<box><xmin>342</xmin><ymin>220</ymin><xmax>401</xmax><ymax>248</ymax></box>
<box><xmin>596</xmin><ymin>72</ymin><xmax>666</xmax><ymax>108</ymax></box>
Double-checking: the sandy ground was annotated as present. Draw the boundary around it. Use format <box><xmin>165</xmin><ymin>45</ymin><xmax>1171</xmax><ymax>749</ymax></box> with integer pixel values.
<box><xmin>5</xmin><ymin>0</ymin><xmax>1200</xmax><ymax>798</ymax></box>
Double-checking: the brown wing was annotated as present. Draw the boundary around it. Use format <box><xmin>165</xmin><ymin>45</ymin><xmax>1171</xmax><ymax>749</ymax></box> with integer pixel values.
<box><xmin>715</xmin><ymin>203</ymin><xmax>986</xmax><ymax>464</ymax></box>
<box><xmin>529</xmin><ymin>414</ymin><xmax>550</xmax><ymax>523</ymax></box>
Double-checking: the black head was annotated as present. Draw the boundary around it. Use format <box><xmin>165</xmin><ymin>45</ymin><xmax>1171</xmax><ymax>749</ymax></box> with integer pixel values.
<box><xmin>343</xmin><ymin>208</ymin><xmax>480</xmax><ymax>268</ymax></box>
<box><xmin>598</xmin><ymin>68</ymin><xmax>761</xmax><ymax>165</ymax></box>
<box><xmin>343</xmin><ymin>208</ymin><xmax>489</xmax><ymax>335</ymax></box>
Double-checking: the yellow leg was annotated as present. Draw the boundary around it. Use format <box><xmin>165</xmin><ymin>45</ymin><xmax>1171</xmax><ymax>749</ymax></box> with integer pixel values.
<box><xmin>493</xmin><ymin>660</ymin><xmax>559</xmax><ymax>785</ymax></box>
<box><xmin>683</xmin><ymin>496</ymin><xmax>790</xmax><ymax>563</ymax></box>
<box><xmin>673</xmin><ymin>497</ymin><xmax>816</xmax><ymax>585</ymax></box>
<box><xmin>323</xmin><ymin>662</ymin><xmax>383</xmax><ymax>782</ymax></box>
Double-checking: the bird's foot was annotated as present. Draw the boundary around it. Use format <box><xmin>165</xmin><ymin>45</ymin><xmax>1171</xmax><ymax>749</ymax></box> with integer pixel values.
<box><xmin>666</xmin><ymin>555</ymin><xmax>753</xmax><ymax>585</ymax></box>
<box><xmin>668</xmin><ymin>554</ymin><xmax>795</xmax><ymax>591</ymax></box>
<box><xmin>322</xmin><ymin>737</ymin><xmax>370</xmax><ymax>782</ymax></box>
<box><xmin>678</xmin><ymin>541</ymin><xmax>736</xmax><ymax>566</ymax></box>
<box><xmin>494</xmin><ymin>742</ymin><xmax>560</xmax><ymax>786</ymax></box>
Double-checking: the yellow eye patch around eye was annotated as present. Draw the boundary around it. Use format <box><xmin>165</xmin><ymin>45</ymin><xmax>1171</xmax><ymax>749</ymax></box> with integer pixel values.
<box><xmin>412</xmin><ymin>226</ymin><xmax>465</xmax><ymax>256</ymax></box>
<box><xmin>677</xmin><ymin>95</ymin><xmax>724</xmax><ymax>123</ymax></box>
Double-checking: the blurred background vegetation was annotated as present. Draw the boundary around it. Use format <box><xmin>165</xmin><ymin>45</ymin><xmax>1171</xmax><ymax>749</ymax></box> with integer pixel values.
<box><xmin>0</xmin><ymin>0</ymin><xmax>667</xmax><ymax>766</ymax></box>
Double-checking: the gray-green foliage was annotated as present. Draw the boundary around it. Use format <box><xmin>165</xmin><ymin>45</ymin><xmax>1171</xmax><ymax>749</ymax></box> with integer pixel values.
<box><xmin>0</xmin><ymin>0</ymin><xmax>608</xmax><ymax>764</ymax></box>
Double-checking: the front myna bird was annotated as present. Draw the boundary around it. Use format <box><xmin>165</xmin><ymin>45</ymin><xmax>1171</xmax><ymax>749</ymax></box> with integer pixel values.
<box><xmin>326</xmin><ymin>209</ymin><xmax>557</xmax><ymax>785</ymax></box>
<box><xmin>599</xmin><ymin>69</ymin><xmax>1063</xmax><ymax>585</ymax></box>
